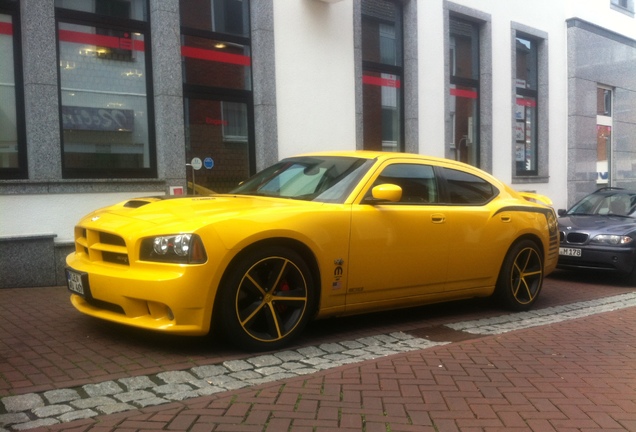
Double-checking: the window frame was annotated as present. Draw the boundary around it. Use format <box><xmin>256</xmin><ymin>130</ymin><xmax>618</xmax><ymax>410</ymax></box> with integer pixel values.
<box><xmin>0</xmin><ymin>0</ymin><xmax>28</xmax><ymax>179</ymax></box>
<box><xmin>54</xmin><ymin>2</ymin><xmax>157</xmax><ymax>179</ymax></box>
<box><xmin>511</xmin><ymin>25</ymin><xmax>549</xmax><ymax>183</ymax></box>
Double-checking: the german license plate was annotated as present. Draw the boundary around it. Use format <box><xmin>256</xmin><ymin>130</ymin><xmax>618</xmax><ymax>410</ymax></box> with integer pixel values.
<box><xmin>66</xmin><ymin>269</ymin><xmax>89</xmax><ymax>297</ymax></box>
<box><xmin>559</xmin><ymin>247</ymin><xmax>582</xmax><ymax>257</ymax></box>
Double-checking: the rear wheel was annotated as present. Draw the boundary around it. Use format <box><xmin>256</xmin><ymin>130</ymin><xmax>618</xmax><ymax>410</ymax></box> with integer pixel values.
<box><xmin>495</xmin><ymin>240</ymin><xmax>544</xmax><ymax>311</ymax></box>
<box><xmin>218</xmin><ymin>246</ymin><xmax>315</xmax><ymax>351</ymax></box>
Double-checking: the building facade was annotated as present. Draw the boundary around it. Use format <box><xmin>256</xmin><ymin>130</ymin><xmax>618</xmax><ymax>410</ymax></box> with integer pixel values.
<box><xmin>1</xmin><ymin>0</ymin><xmax>635</xmax><ymax>288</ymax></box>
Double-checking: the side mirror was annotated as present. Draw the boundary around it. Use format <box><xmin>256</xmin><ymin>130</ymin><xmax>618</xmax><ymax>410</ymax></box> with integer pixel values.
<box><xmin>557</xmin><ymin>209</ymin><xmax>567</xmax><ymax>217</ymax></box>
<box><xmin>370</xmin><ymin>184</ymin><xmax>402</xmax><ymax>203</ymax></box>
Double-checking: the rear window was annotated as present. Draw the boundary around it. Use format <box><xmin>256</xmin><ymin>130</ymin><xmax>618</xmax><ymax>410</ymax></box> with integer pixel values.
<box><xmin>442</xmin><ymin>168</ymin><xmax>497</xmax><ymax>204</ymax></box>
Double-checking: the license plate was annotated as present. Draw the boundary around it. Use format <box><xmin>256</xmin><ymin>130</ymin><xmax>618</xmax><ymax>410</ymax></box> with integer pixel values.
<box><xmin>559</xmin><ymin>247</ymin><xmax>582</xmax><ymax>257</ymax></box>
<box><xmin>66</xmin><ymin>269</ymin><xmax>89</xmax><ymax>297</ymax></box>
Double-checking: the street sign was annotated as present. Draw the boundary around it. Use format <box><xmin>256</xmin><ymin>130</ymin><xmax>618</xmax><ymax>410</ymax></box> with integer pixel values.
<box><xmin>191</xmin><ymin>157</ymin><xmax>202</xmax><ymax>170</ymax></box>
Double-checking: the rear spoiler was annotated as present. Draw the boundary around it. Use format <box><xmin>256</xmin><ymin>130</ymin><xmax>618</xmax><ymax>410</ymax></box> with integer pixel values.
<box><xmin>519</xmin><ymin>192</ymin><xmax>553</xmax><ymax>207</ymax></box>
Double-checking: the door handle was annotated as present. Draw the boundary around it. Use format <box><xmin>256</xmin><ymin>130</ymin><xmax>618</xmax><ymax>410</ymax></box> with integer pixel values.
<box><xmin>431</xmin><ymin>213</ymin><xmax>445</xmax><ymax>223</ymax></box>
<box><xmin>500</xmin><ymin>214</ymin><xmax>512</xmax><ymax>223</ymax></box>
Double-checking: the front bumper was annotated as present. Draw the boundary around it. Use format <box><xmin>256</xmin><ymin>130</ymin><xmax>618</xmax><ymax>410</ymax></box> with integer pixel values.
<box><xmin>66</xmin><ymin>253</ymin><xmax>219</xmax><ymax>335</ymax></box>
<box><xmin>557</xmin><ymin>244</ymin><xmax>636</xmax><ymax>274</ymax></box>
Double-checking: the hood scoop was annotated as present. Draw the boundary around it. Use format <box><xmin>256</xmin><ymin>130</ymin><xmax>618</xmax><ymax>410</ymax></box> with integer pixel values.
<box><xmin>124</xmin><ymin>199</ymin><xmax>154</xmax><ymax>209</ymax></box>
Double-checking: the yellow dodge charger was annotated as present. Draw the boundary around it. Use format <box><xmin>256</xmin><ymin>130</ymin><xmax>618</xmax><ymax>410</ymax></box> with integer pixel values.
<box><xmin>66</xmin><ymin>151</ymin><xmax>558</xmax><ymax>351</ymax></box>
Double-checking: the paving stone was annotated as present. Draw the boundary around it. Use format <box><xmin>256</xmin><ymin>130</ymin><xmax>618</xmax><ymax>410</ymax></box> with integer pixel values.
<box><xmin>191</xmin><ymin>364</ymin><xmax>229</xmax><ymax>378</ymax></box>
<box><xmin>43</xmin><ymin>388</ymin><xmax>81</xmax><ymax>405</ymax></box>
<box><xmin>135</xmin><ymin>397</ymin><xmax>168</xmax><ymax>408</ymax></box>
<box><xmin>153</xmin><ymin>383</ymin><xmax>194</xmax><ymax>395</ymax></box>
<box><xmin>1</xmin><ymin>393</ymin><xmax>44</xmax><ymax>412</ymax></box>
<box><xmin>32</xmin><ymin>404</ymin><xmax>73</xmax><ymax>418</ymax></box>
<box><xmin>274</xmin><ymin>350</ymin><xmax>306</xmax><ymax>362</ymax></box>
<box><xmin>58</xmin><ymin>408</ymin><xmax>98</xmax><ymax>422</ymax></box>
<box><xmin>297</xmin><ymin>346</ymin><xmax>327</xmax><ymax>357</ymax></box>
<box><xmin>12</xmin><ymin>418</ymin><xmax>59</xmax><ymax>430</ymax></box>
<box><xmin>72</xmin><ymin>396</ymin><xmax>118</xmax><ymax>409</ymax></box>
<box><xmin>114</xmin><ymin>390</ymin><xmax>156</xmax><ymax>403</ymax></box>
<box><xmin>0</xmin><ymin>412</ymin><xmax>30</xmax><ymax>427</ymax></box>
<box><xmin>223</xmin><ymin>359</ymin><xmax>253</xmax><ymax>372</ymax></box>
<box><xmin>118</xmin><ymin>375</ymin><xmax>157</xmax><ymax>391</ymax></box>
<box><xmin>98</xmin><ymin>402</ymin><xmax>135</xmax><ymax>415</ymax></box>
<box><xmin>83</xmin><ymin>380</ymin><xmax>123</xmax><ymax>397</ymax></box>
<box><xmin>157</xmin><ymin>370</ymin><xmax>198</xmax><ymax>384</ymax></box>
<box><xmin>247</xmin><ymin>354</ymin><xmax>282</xmax><ymax>368</ymax></box>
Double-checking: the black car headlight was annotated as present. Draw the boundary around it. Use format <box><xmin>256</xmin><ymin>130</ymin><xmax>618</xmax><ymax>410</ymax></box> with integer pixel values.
<box><xmin>140</xmin><ymin>234</ymin><xmax>207</xmax><ymax>264</ymax></box>
<box><xmin>590</xmin><ymin>234</ymin><xmax>633</xmax><ymax>246</ymax></box>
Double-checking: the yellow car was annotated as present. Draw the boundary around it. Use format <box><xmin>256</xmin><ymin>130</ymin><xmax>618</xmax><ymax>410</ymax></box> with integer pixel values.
<box><xmin>66</xmin><ymin>151</ymin><xmax>558</xmax><ymax>351</ymax></box>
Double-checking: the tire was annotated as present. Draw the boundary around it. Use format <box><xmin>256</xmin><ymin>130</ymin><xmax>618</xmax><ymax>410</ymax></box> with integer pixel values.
<box><xmin>217</xmin><ymin>246</ymin><xmax>316</xmax><ymax>351</ymax></box>
<box><xmin>494</xmin><ymin>239</ymin><xmax>544</xmax><ymax>311</ymax></box>
<box><xmin>624</xmin><ymin>264</ymin><xmax>636</xmax><ymax>286</ymax></box>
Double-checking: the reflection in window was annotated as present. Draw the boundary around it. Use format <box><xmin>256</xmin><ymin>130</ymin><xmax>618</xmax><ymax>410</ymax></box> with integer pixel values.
<box><xmin>180</xmin><ymin>34</ymin><xmax>251</xmax><ymax>90</ymax></box>
<box><xmin>442</xmin><ymin>167</ymin><xmax>496</xmax><ymax>205</ymax></box>
<box><xmin>57</xmin><ymin>20</ymin><xmax>153</xmax><ymax>176</ymax></box>
<box><xmin>515</xmin><ymin>36</ymin><xmax>539</xmax><ymax>175</ymax></box>
<box><xmin>0</xmin><ymin>11</ymin><xmax>23</xmax><ymax>175</ymax></box>
<box><xmin>361</xmin><ymin>0</ymin><xmax>403</xmax><ymax>152</ymax></box>
<box><xmin>55</xmin><ymin>0</ymin><xmax>147</xmax><ymax>21</ymax></box>
<box><xmin>449</xmin><ymin>17</ymin><xmax>479</xmax><ymax>166</ymax></box>
<box><xmin>180</xmin><ymin>0</ymin><xmax>249</xmax><ymax>37</ymax></box>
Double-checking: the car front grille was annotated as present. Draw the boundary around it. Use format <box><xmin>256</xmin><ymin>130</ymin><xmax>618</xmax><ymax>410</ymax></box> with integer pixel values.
<box><xmin>75</xmin><ymin>227</ymin><xmax>130</xmax><ymax>266</ymax></box>
<box><xmin>561</xmin><ymin>231</ymin><xmax>589</xmax><ymax>244</ymax></box>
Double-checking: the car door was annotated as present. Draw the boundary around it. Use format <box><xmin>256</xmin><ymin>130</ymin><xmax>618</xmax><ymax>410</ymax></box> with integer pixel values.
<box><xmin>437</xmin><ymin>166</ymin><xmax>513</xmax><ymax>291</ymax></box>
<box><xmin>346</xmin><ymin>162</ymin><xmax>450</xmax><ymax>310</ymax></box>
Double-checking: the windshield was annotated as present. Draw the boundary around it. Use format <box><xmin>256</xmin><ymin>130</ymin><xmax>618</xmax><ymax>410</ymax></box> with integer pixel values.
<box><xmin>230</xmin><ymin>156</ymin><xmax>374</xmax><ymax>203</ymax></box>
<box><xmin>567</xmin><ymin>191</ymin><xmax>636</xmax><ymax>217</ymax></box>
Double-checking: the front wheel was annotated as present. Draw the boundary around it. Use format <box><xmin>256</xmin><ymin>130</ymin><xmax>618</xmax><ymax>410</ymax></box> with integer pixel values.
<box><xmin>217</xmin><ymin>246</ymin><xmax>316</xmax><ymax>351</ymax></box>
<box><xmin>494</xmin><ymin>240</ymin><xmax>544</xmax><ymax>311</ymax></box>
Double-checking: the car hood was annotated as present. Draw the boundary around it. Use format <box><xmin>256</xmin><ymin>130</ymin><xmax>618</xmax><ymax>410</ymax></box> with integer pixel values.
<box><xmin>558</xmin><ymin>214</ymin><xmax>636</xmax><ymax>234</ymax></box>
<box><xmin>79</xmin><ymin>194</ymin><xmax>323</xmax><ymax>233</ymax></box>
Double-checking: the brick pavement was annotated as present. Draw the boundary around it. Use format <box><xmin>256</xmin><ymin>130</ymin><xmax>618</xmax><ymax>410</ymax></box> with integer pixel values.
<box><xmin>1</xmin><ymin>271</ymin><xmax>636</xmax><ymax>431</ymax></box>
<box><xmin>42</xmin><ymin>304</ymin><xmax>636</xmax><ymax>431</ymax></box>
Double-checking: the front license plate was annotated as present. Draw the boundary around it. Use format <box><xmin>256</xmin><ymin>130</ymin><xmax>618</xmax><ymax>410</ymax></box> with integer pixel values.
<box><xmin>559</xmin><ymin>247</ymin><xmax>582</xmax><ymax>257</ymax></box>
<box><xmin>66</xmin><ymin>269</ymin><xmax>89</xmax><ymax>297</ymax></box>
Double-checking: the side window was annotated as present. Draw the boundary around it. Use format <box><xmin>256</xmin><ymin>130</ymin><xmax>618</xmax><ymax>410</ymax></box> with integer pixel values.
<box><xmin>442</xmin><ymin>167</ymin><xmax>497</xmax><ymax>204</ymax></box>
<box><xmin>373</xmin><ymin>163</ymin><xmax>438</xmax><ymax>204</ymax></box>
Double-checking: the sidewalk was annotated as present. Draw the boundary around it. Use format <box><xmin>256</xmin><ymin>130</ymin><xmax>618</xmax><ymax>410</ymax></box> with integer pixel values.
<box><xmin>1</xmin><ymin>274</ymin><xmax>635</xmax><ymax>431</ymax></box>
<box><xmin>47</xmin><ymin>305</ymin><xmax>636</xmax><ymax>431</ymax></box>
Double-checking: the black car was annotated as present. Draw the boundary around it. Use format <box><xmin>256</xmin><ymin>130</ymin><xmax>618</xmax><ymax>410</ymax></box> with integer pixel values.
<box><xmin>558</xmin><ymin>187</ymin><xmax>636</xmax><ymax>285</ymax></box>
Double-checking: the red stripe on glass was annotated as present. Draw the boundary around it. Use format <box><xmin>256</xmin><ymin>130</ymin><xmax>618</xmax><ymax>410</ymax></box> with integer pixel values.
<box><xmin>516</xmin><ymin>98</ymin><xmax>537</xmax><ymax>107</ymax></box>
<box><xmin>362</xmin><ymin>75</ymin><xmax>401</xmax><ymax>88</ymax></box>
<box><xmin>0</xmin><ymin>22</ymin><xmax>12</xmax><ymax>35</ymax></box>
<box><xmin>450</xmin><ymin>88</ymin><xmax>478</xmax><ymax>99</ymax></box>
<box><xmin>58</xmin><ymin>29</ymin><xmax>145</xmax><ymax>51</ymax></box>
<box><xmin>181</xmin><ymin>45</ymin><xmax>251</xmax><ymax>66</ymax></box>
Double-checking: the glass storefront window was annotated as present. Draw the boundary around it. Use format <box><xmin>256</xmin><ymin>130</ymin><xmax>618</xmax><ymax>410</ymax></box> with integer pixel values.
<box><xmin>58</xmin><ymin>21</ymin><xmax>153</xmax><ymax>176</ymax></box>
<box><xmin>181</xmin><ymin>34</ymin><xmax>251</xmax><ymax>90</ymax></box>
<box><xmin>515</xmin><ymin>96</ymin><xmax>537</xmax><ymax>173</ymax></box>
<box><xmin>0</xmin><ymin>13</ymin><xmax>19</xmax><ymax>171</ymax></box>
<box><xmin>450</xmin><ymin>85</ymin><xmax>478</xmax><ymax>165</ymax></box>
<box><xmin>449</xmin><ymin>17</ymin><xmax>480</xmax><ymax>166</ymax></box>
<box><xmin>55</xmin><ymin>0</ymin><xmax>147</xmax><ymax>21</ymax></box>
<box><xmin>361</xmin><ymin>0</ymin><xmax>403</xmax><ymax>152</ymax></box>
<box><xmin>184</xmin><ymin>98</ymin><xmax>250</xmax><ymax>193</ymax></box>
<box><xmin>515</xmin><ymin>36</ymin><xmax>538</xmax><ymax>176</ymax></box>
<box><xmin>180</xmin><ymin>0</ymin><xmax>249</xmax><ymax>37</ymax></box>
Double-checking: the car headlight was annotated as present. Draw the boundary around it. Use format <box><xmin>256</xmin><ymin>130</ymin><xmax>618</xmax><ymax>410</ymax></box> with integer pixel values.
<box><xmin>590</xmin><ymin>234</ymin><xmax>633</xmax><ymax>246</ymax></box>
<box><xmin>140</xmin><ymin>234</ymin><xmax>207</xmax><ymax>264</ymax></box>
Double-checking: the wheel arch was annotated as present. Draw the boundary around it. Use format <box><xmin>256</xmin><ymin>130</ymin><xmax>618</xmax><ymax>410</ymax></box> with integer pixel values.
<box><xmin>211</xmin><ymin>237</ymin><xmax>322</xmax><ymax>330</ymax></box>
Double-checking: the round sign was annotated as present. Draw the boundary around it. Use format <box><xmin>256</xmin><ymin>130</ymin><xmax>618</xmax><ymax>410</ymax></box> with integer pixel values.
<box><xmin>190</xmin><ymin>157</ymin><xmax>202</xmax><ymax>170</ymax></box>
<box><xmin>204</xmin><ymin>157</ymin><xmax>214</xmax><ymax>169</ymax></box>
